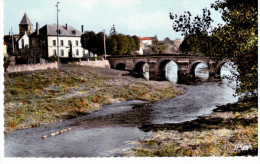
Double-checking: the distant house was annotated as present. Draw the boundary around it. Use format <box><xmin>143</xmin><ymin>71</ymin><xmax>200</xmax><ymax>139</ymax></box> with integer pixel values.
<box><xmin>139</xmin><ymin>37</ymin><xmax>153</xmax><ymax>46</ymax></box>
<box><xmin>173</xmin><ymin>38</ymin><xmax>182</xmax><ymax>49</ymax></box>
<box><xmin>138</xmin><ymin>36</ymin><xmax>157</xmax><ymax>54</ymax></box>
<box><xmin>29</xmin><ymin>23</ymin><xmax>88</xmax><ymax>63</ymax></box>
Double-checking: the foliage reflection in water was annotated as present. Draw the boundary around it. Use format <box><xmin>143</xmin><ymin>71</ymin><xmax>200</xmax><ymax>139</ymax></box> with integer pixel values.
<box><xmin>220</xmin><ymin>62</ymin><xmax>238</xmax><ymax>89</ymax></box>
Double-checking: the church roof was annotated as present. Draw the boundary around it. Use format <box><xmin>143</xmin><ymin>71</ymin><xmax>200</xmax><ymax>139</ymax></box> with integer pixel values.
<box><xmin>19</xmin><ymin>13</ymin><xmax>33</xmax><ymax>25</ymax></box>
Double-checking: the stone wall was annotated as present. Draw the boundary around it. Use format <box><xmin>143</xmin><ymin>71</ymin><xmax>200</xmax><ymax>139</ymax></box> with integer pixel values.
<box><xmin>7</xmin><ymin>62</ymin><xmax>58</xmax><ymax>73</ymax></box>
<box><xmin>73</xmin><ymin>60</ymin><xmax>110</xmax><ymax>68</ymax></box>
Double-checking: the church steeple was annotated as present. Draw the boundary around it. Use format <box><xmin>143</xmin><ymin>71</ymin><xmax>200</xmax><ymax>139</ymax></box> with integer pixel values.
<box><xmin>19</xmin><ymin>13</ymin><xmax>33</xmax><ymax>35</ymax></box>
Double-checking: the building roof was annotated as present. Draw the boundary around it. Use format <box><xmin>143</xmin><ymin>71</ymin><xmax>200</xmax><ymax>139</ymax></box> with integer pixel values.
<box><xmin>139</xmin><ymin>37</ymin><xmax>152</xmax><ymax>41</ymax></box>
<box><xmin>19</xmin><ymin>13</ymin><xmax>33</xmax><ymax>25</ymax></box>
<box><xmin>30</xmin><ymin>24</ymin><xmax>82</xmax><ymax>37</ymax></box>
<box><xmin>175</xmin><ymin>38</ymin><xmax>182</xmax><ymax>41</ymax></box>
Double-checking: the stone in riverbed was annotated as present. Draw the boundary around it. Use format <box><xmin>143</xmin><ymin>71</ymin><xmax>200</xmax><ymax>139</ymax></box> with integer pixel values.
<box><xmin>106</xmin><ymin>98</ymin><xmax>122</xmax><ymax>104</ymax></box>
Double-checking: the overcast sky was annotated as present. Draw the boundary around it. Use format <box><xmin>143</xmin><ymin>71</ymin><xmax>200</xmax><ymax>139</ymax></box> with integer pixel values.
<box><xmin>3</xmin><ymin>0</ymin><xmax>224</xmax><ymax>40</ymax></box>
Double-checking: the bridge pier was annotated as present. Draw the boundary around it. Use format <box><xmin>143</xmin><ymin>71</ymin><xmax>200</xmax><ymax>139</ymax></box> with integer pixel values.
<box><xmin>148</xmin><ymin>61</ymin><xmax>159</xmax><ymax>80</ymax></box>
<box><xmin>208</xmin><ymin>72</ymin><xmax>221</xmax><ymax>82</ymax></box>
<box><xmin>177</xmin><ymin>71</ymin><xmax>194</xmax><ymax>84</ymax></box>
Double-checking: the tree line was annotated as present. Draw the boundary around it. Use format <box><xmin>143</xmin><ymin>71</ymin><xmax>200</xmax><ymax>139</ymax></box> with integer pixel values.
<box><xmin>81</xmin><ymin>25</ymin><xmax>140</xmax><ymax>56</ymax></box>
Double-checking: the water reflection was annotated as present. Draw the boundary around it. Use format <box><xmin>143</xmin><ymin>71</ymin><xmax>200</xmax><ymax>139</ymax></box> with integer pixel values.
<box><xmin>165</xmin><ymin>61</ymin><xmax>178</xmax><ymax>83</ymax></box>
<box><xmin>220</xmin><ymin>62</ymin><xmax>238</xmax><ymax>89</ymax></box>
<box><xmin>195</xmin><ymin>63</ymin><xmax>209</xmax><ymax>81</ymax></box>
<box><xmin>142</xmin><ymin>63</ymin><xmax>149</xmax><ymax>80</ymax></box>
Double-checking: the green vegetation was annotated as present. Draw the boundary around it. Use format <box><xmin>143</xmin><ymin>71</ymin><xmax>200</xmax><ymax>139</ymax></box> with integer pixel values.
<box><xmin>81</xmin><ymin>25</ymin><xmax>140</xmax><ymax>56</ymax></box>
<box><xmin>150</xmin><ymin>38</ymin><xmax>166</xmax><ymax>54</ymax></box>
<box><xmin>4</xmin><ymin>65</ymin><xmax>182</xmax><ymax>133</ymax></box>
<box><xmin>170</xmin><ymin>0</ymin><xmax>258</xmax><ymax>95</ymax></box>
<box><xmin>129</xmin><ymin>98</ymin><xmax>258</xmax><ymax>156</ymax></box>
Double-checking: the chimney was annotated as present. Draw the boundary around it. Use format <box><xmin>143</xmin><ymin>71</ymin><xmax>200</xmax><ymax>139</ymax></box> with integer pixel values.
<box><xmin>81</xmin><ymin>25</ymin><xmax>84</xmax><ymax>33</ymax></box>
<box><xmin>65</xmin><ymin>23</ymin><xmax>68</xmax><ymax>30</ymax></box>
<box><xmin>36</xmin><ymin>22</ymin><xmax>39</xmax><ymax>35</ymax></box>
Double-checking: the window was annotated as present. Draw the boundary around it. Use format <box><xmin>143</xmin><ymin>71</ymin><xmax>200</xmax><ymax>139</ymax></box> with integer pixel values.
<box><xmin>53</xmin><ymin>40</ymin><xmax>56</xmax><ymax>46</ymax></box>
<box><xmin>56</xmin><ymin>29</ymin><xmax>63</xmax><ymax>35</ymax></box>
<box><xmin>53</xmin><ymin>49</ymin><xmax>57</xmax><ymax>57</ymax></box>
<box><xmin>76</xmin><ymin>49</ymin><xmax>79</xmax><ymax>56</ymax></box>
<box><xmin>60</xmin><ymin>40</ymin><xmax>64</xmax><ymax>46</ymax></box>
<box><xmin>76</xmin><ymin>40</ymin><xmax>79</xmax><ymax>46</ymax></box>
<box><xmin>68</xmin><ymin>40</ymin><xmax>72</xmax><ymax>46</ymax></box>
<box><xmin>83</xmin><ymin>50</ymin><xmax>85</xmax><ymax>56</ymax></box>
<box><xmin>60</xmin><ymin>49</ymin><xmax>64</xmax><ymax>56</ymax></box>
<box><xmin>22</xmin><ymin>39</ymin><xmax>24</xmax><ymax>49</ymax></box>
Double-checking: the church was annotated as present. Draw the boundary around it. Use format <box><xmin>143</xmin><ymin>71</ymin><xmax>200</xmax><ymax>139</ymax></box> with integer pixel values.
<box><xmin>4</xmin><ymin>13</ymin><xmax>32</xmax><ymax>54</ymax></box>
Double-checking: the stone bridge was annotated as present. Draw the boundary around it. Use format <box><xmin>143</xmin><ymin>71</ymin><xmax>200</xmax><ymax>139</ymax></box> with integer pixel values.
<box><xmin>108</xmin><ymin>54</ymin><xmax>229</xmax><ymax>83</ymax></box>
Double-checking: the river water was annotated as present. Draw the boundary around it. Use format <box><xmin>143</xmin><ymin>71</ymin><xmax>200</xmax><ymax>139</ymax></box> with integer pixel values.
<box><xmin>4</xmin><ymin>64</ymin><xmax>238</xmax><ymax>157</ymax></box>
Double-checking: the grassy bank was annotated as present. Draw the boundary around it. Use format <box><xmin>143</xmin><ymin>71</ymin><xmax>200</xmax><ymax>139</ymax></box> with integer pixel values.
<box><xmin>4</xmin><ymin>65</ymin><xmax>182</xmax><ymax>133</ymax></box>
<box><xmin>127</xmin><ymin>97</ymin><xmax>258</xmax><ymax>156</ymax></box>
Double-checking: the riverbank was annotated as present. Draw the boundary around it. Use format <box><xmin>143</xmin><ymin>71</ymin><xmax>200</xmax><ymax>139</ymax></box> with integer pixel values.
<box><xmin>127</xmin><ymin>97</ymin><xmax>258</xmax><ymax>156</ymax></box>
<box><xmin>4</xmin><ymin>64</ymin><xmax>183</xmax><ymax>133</ymax></box>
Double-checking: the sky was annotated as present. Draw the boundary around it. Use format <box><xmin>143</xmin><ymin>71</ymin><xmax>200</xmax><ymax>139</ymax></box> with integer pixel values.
<box><xmin>3</xmin><ymin>0</ymin><xmax>224</xmax><ymax>40</ymax></box>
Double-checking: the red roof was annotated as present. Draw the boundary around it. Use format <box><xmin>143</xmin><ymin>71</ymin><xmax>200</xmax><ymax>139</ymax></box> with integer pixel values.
<box><xmin>139</xmin><ymin>37</ymin><xmax>152</xmax><ymax>41</ymax></box>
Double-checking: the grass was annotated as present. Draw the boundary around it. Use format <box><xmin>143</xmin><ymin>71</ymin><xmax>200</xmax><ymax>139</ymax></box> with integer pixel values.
<box><xmin>4</xmin><ymin>65</ymin><xmax>182</xmax><ymax>133</ymax></box>
<box><xmin>128</xmin><ymin>97</ymin><xmax>258</xmax><ymax>157</ymax></box>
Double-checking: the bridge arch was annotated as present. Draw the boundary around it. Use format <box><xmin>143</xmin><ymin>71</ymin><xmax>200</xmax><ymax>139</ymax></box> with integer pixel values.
<box><xmin>115</xmin><ymin>63</ymin><xmax>126</xmax><ymax>70</ymax></box>
<box><xmin>158</xmin><ymin>59</ymin><xmax>179</xmax><ymax>82</ymax></box>
<box><xmin>157</xmin><ymin>58</ymin><xmax>178</xmax><ymax>70</ymax></box>
<box><xmin>189</xmin><ymin>60</ymin><xmax>209</xmax><ymax>80</ymax></box>
<box><xmin>133</xmin><ymin>59</ymin><xmax>148</xmax><ymax>71</ymax></box>
<box><xmin>113</xmin><ymin>61</ymin><xmax>123</xmax><ymax>69</ymax></box>
<box><xmin>189</xmin><ymin>60</ymin><xmax>209</xmax><ymax>74</ymax></box>
<box><xmin>216</xmin><ymin>60</ymin><xmax>231</xmax><ymax>75</ymax></box>
<box><xmin>134</xmin><ymin>60</ymin><xmax>149</xmax><ymax>80</ymax></box>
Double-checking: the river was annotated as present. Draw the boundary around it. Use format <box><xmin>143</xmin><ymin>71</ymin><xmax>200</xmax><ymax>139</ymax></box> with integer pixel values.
<box><xmin>4</xmin><ymin>63</ymin><xmax>238</xmax><ymax>157</ymax></box>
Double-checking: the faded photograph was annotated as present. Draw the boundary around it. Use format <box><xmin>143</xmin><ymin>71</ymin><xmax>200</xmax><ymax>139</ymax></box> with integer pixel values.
<box><xmin>1</xmin><ymin>0</ymin><xmax>258</xmax><ymax>162</ymax></box>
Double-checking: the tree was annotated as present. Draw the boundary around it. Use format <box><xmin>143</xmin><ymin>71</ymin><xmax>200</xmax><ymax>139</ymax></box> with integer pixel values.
<box><xmin>170</xmin><ymin>0</ymin><xmax>258</xmax><ymax>95</ymax></box>
<box><xmin>150</xmin><ymin>38</ymin><xmax>166</xmax><ymax>54</ymax></box>
<box><xmin>109</xmin><ymin>24</ymin><xmax>117</xmax><ymax>36</ymax></box>
<box><xmin>106</xmin><ymin>35</ymin><xmax>118</xmax><ymax>55</ymax></box>
<box><xmin>116</xmin><ymin>34</ymin><xmax>129</xmax><ymax>55</ymax></box>
<box><xmin>106</xmin><ymin>33</ymin><xmax>139</xmax><ymax>55</ymax></box>
<box><xmin>81</xmin><ymin>31</ymin><xmax>108</xmax><ymax>56</ymax></box>
<box><xmin>106</xmin><ymin>25</ymin><xmax>140</xmax><ymax>55</ymax></box>
<box><xmin>81</xmin><ymin>31</ymin><xmax>97</xmax><ymax>54</ymax></box>
<box><xmin>132</xmin><ymin>35</ymin><xmax>140</xmax><ymax>51</ymax></box>
<box><xmin>96</xmin><ymin>31</ymin><xmax>106</xmax><ymax>55</ymax></box>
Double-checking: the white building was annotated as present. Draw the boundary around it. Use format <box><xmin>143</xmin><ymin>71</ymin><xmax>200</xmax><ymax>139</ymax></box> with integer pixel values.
<box><xmin>139</xmin><ymin>37</ymin><xmax>153</xmax><ymax>50</ymax></box>
<box><xmin>30</xmin><ymin>23</ymin><xmax>88</xmax><ymax>62</ymax></box>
